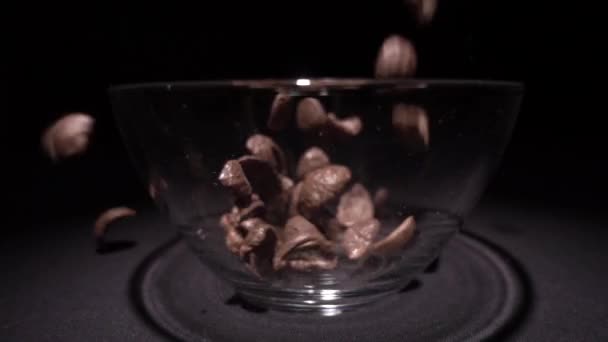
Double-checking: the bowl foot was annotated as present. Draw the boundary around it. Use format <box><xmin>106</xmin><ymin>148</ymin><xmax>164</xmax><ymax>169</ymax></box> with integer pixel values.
<box><xmin>132</xmin><ymin>232</ymin><xmax>526</xmax><ymax>341</ymax></box>
<box><xmin>236</xmin><ymin>284</ymin><xmax>401</xmax><ymax>315</ymax></box>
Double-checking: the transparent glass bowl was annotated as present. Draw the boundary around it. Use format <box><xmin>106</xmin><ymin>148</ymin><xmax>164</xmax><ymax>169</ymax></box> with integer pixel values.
<box><xmin>109</xmin><ymin>79</ymin><xmax>523</xmax><ymax>314</ymax></box>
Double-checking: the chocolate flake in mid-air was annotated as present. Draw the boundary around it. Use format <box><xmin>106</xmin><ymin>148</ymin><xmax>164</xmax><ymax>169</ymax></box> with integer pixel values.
<box><xmin>267</xmin><ymin>93</ymin><xmax>292</xmax><ymax>131</ymax></box>
<box><xmin>327</xmin><ymin>113</ymin><xmax>363</xmax><ymax>138</ymax></box>
<box><xmin>392</xmin><ymin>103</ymin><xmax>430</xmax><ymax>152</ymax></box>
<box><xmin>375</xmin><ymin>35</ymin><xmax>418</xmax><ymax>78</ymax></box>
<box><xmin>404</xmin><ymin>0</ymin><xmax>438</xmax><ymax>26</ymax></box>
<box><xmin>42</xmin><ymin>112</ymin><xmax>95</xmax><ymax>162</ymax></box>
<box><xmin>296</xmin><ymin>97</ymin><xmax>328</xmax><ymax>132</ymax></box>
<box><xmin>93</xmin><ymin>207</ymin><xmax>136</xmax><ymax>252</ymax></box>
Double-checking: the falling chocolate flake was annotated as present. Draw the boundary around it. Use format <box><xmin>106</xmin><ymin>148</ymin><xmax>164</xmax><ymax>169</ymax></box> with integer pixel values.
<box><xmin>267</xmin><ymin>93</ymin><xmax>292</xmax><ymax>131</ymax></box>
<box><xmin>273</xmin><ymin>216</ymin><xmax>337</xmax><ymax>271</ymax></box>
<box><xmin>42</xmin><ymin>112</ymin><xmax>95</xmax><ymax>162</ymax></box>
<box><xmin>93</xmin><ymin>207</ymin><xmax>136</xmax><ymax>249</ymax></box>
<box><xmin>297</xmin><ymin>165</ymin><xmax>352</xmax><ymax>221</ymax></box>
<box><xmin>392</xmin><ymin>104</ymin><xmax>430</xmax><ymax>152</ymax></box>
<box><xmin>246</xmin><ymin>134</ymin><xmax>288</xmax><ymax>174</ymax></box>
<box><xmin>296</xmin><ymin>97</ymin><xmax>328</xmax><ymax>132</ymax></box>
<box><xmin>295</xmin><ymin>98</ymin><xmax>362</xmax><ymax>142</ymax></box>
<box><xmin>375</xmin><ymin>35</ymin><xmax>418</xmax><ymax>78</ymax></box>
<box><xmin>337</xmin><ymin>183</ymin><xmax>375</xmax><ymax>227</ymax></box>
<box><xmin>327</xmin><ymin>113</ymin><xmax>363</xmax><ymax>138</ymax></box>
<box><xmin>296</xmin><ymin>147</ymin><xmax>330</xmax><ymax>179</ymax></box>
<box><xmin>342</xmin><ymin>218</ymin><xmax>381</xmax><ymax>260</ymax></box>
<box><xmin>372</xmin><ymin>216</ymin><xmax>416</xmax><ymax>255</ymax></box>
<box><xmin>237</xmin><ymin>156</ymin><xmax>283</xmax><ymax>202</ymax></box>
<box><xmin>404</xmin><ymin>0</ymin><xmax>438</xmax><ymax>26</ymax></box>
<box><xmin>219</xmin><ymin>160</ymin><xmax>252</xmax><ymax>200</ymax></box>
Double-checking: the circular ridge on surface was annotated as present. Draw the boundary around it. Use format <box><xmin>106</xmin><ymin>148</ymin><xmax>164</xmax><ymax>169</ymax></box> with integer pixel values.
<box><xmin>132</xmin><ymin>232</ymin><xmax>525</xmax><ymax>342</ymax></box>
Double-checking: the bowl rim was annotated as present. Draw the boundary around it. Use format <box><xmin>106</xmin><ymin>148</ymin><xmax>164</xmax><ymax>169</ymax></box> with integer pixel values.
<box><xmin>108</xmin><ymin>78</ymin><xmax>524</xmax><ymax>93</ymax></box>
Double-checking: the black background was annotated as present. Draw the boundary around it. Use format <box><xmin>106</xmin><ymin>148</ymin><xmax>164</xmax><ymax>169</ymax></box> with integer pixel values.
<box><xmin>18</xmin><ymin>2</ymin><xmax>602</xmax><ymax>224</ymax></box>
<box><xmin>8</xmin><ymin>1</ymin><xmax>608</xmax><ymax>340</ymax></box>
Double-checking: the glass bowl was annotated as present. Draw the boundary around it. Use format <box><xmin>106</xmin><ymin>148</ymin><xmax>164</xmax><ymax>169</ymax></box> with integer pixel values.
<box><xmin>109</xmin><ymin>79</ymin><xmax>523</xmax><ymax>315</ymax></box>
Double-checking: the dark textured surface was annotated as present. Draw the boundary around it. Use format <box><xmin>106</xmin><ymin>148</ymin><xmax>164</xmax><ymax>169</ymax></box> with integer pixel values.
<box><xmin>3</xmin><ymin>198</ymin><xmax>608</xmax><ymax>341</ymax></box>
<box><xmin>135</xmin><ymin>233</ymin><xmax>523</xmax><ymax>342</ymax></box>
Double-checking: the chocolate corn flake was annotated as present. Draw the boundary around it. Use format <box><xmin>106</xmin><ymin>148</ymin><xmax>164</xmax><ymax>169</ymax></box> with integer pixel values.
<box><xmin>246</xmin><ymin>134</ymin><xmax>288</xmax><ymax>174</ymax></box>
<box><xmin>296</xmin><ymin>98</ymin><xmax>328</xmax><ymax>132</ymax></box>
<box><xmin>296</xmin><ymin>146</ymin><xmax>330</xmax><ymax>179</ymax></box>
<box><xmin>342</xmin><ymin>218</ymin><xmax>380</xmax><ymax>260</ymax></box>
<box><xmin>297</xmin><ymin>165</ymin><xmax>352</xmax><ymax>220</ymax></box>
<box><xmin>267</xmin><ymin>93</ymin><xmax>292</xmax><ymax>131</ymax></box>
<box><xmin>372</xmin><ymin>216</ymin><xmax>417</xmax><ymax>255</ymax></box>
<box><xmin>375</xmin><ymin>35</ymin><xmax>418</xmax><ymax>78</ymax></box>
<box><xmin>219</xmin><ymin>160</ymin><xmax>252</xmax><ymax>201</ymax></box>
<box><xmin>337</xmin><ymin>183</ymin><xmax>375</xmax><ymax>227</ymax></box>
<box><xmin>273</xmin><ymin>216</ymin><xmax>337</xmax><ymax>271</ymax></box>
<box><xmin>327</xmin><ymin>113</ymin><xmax>363</xmax><ymax>138</ymax></box>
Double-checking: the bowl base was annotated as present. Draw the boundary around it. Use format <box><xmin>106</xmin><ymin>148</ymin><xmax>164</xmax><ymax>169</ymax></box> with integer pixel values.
<box><xmin>236</xmin><ymin>283</ymin><xmax>401</xmax><ymax>316</ymax></box>
<box><xmin>132</xmin><ymin>231</ymin><xmax>526</xmax><ymax>341</ymax></box>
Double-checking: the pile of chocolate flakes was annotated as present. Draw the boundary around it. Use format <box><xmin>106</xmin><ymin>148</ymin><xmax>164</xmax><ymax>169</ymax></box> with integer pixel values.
<box><xmin>218</xmin><ymin>98</ymin><xmax>418</xmax><ymax>277</ymax></box>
